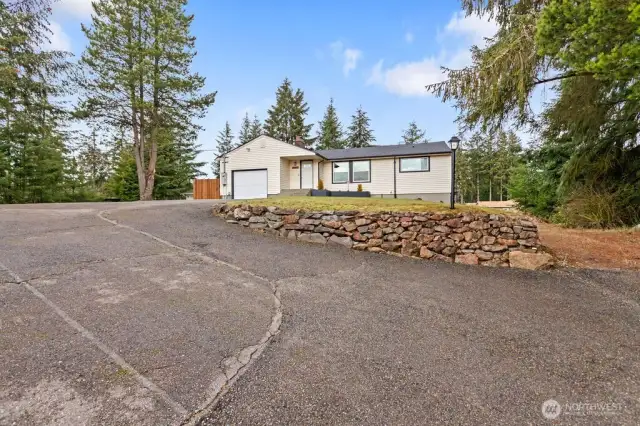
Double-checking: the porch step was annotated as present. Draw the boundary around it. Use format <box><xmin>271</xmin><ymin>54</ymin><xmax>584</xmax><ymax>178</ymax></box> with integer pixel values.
<box><xmin>275</xmin><ymin>189</ymin><xmax>311</xmax><ymax>197</ymax></box>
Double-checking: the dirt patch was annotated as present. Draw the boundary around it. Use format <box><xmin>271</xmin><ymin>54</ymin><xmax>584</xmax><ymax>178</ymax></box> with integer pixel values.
<box><xmin>538</xmin><ymin>222</ymin><xmax>640</xmax><ymax>270</ymax></box>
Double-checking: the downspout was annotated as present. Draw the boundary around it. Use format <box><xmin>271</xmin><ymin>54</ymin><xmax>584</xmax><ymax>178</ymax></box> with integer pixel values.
<box><xmin>393</xmin><ymin>156</ymin><xmax>397</xmax><ymax>199</ymax></box>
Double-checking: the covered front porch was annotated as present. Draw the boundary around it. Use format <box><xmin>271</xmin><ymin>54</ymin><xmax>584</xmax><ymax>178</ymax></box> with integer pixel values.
<box><xmin>279</xmin><ymin>155</ymin><xmax>322</xmax><ymax>192</ymax></box>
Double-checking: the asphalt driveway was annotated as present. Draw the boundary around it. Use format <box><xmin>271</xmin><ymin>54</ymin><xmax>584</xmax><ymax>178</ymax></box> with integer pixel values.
<box><xmin>0</xmin><ymin>201</ymin><xmax>638</xmax><ymax>425</ymax></box>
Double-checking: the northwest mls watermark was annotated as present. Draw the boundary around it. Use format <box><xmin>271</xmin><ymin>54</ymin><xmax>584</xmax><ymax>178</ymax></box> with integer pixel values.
<box><xmin>542</xmin><ymin>399</ymin><xmax>624</xmax><ymax>419</ymax></box>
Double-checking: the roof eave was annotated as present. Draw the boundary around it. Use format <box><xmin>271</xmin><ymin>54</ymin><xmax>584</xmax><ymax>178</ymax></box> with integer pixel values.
<box><xmin>321</xmin><ymin>151</ymin><xmax>451</xmax><ymax>161</ymax></box>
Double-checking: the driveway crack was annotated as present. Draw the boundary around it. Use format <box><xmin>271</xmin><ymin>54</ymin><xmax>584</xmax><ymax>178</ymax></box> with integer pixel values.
<box><xmin>96</xmin><ymin>208</ymin><xmax>284</xmax><ymax>426</ymax></box>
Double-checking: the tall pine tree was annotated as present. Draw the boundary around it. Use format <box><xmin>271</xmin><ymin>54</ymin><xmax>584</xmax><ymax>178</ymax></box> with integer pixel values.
<box><xmin>315</xmin><ymin>98</ymin><xmax>345</xmax><ymax>150</ymax></box>
<box><xmin>78</xmin><ymin>0</ymin><xmax>216</xmax><ymax>200</ymax></box>
<box><xmin>212</xmin><ymin>121</ymin><xmax>234</xmax><ymax>177</ymax></box>
<box><xmin>248</xmin><ymin>114</ymin><xmax>263</xmax><ymax>141</ymax></box>
<box><xmin>154</xmin><ymin>129</ymin><xmax>205</xmax><ymax>199</ymax></box>
<box><xmin>401</xmin><ymin>121</ymin><xmax>427</xmax><ymax>145</ymax></box>
<box><xmin>237</xmin><ymin>113</ymin><xmax>251</xmax><ymax>147</ymax></box>
<box><xmin>264</xmin><ymin>78</ymin><xmax>312</xmax><ymax>144</ymax></box>
<box><xmin>346</xmin><ymin>106</ymin><xmax>375</xmax><ymax>148</ymax></box>
<box><xmin>0</xmin><ymin>0</ymin><xmax>71</xmax><ymax>203</ymax></box>
<box><xmin>105</xmin><ymin>128</ymin><xmax>204</xmax><ymax>200</ymax></box>
<box><xmin>76</xmin><ymin>129</ymin><xmax>110</xmax><ymax>190</ymax></box>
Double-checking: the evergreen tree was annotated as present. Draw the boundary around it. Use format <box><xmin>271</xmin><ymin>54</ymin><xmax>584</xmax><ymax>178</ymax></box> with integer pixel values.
<box><xmin>401</xmin><ymin>121</ymin><xmax>427</xmax><ymax>145</ymax></box>
<box><xmin>153</xmin><ymin>129</ymin><xmax>205</xmax><ymax>199</ymax></box>
<box><xmin>76</xmin><ymin>129</ymin><xmax>110</xmax><ymax>190</ymax></box>
<box><xmin>248</xmin><ymin>114</ymin><xmax>263</xmax><ymax>141</ymax></box>
<box><xmin>212</xmin><ymin>121</ymin><xmax>234</xmax><ymax>177</ymax></box>
<box><xmin>346</xmin><ymin>106</ymin><xmax>375</xmax><ymax>148</ymax></box>
<box><xmin>105</xmin><ymin>128</ymin><xmax>203</xmax><ymax>200</ymax></box>
<box><xmin>104</xmin><ymin>147</ymin><xmax>139</xmax><ymax>201</ymax></box>
<box><xmin>454</xmin><ymin>146</ymin><xmax>474</xmax><ymax>204</ymax></box>
<box><xmin>78</xmin><ymin>0</ymin><xmax>216</xmax><ymax>201</ymax></box>
<box><xmin>479</xmin><ymin>134</ymin><xmax>496</xmax><ymax>201</ymax></box>
<box><xmin>0</xmin><ymin>0</ymin><xmax>71</xmax><ymax>203</ymax></box>
<box><xmin>290</xmin><ymin>87</ymin><xmax>313</xmax><ymax>143</ymax></box>
<box><xmin>264</xmin><ymin>78</ymin><xmax>312</xmax><ymax>144</ymax></box>
<box><xmin>237</xmin><ymin>113</ymin><xmax>251</xmax><ymax>147</ymax></box>
<box><xmin>428</xmin><ymin>0</ymin><xmax>640</xmax><ymax>226</ymax></box>
<box><xmin>493</xmin><ymin>130</ymin><xmax>522</xmax><ymax>201</ymax></box>
<box><xmin>315</xmin><ymin>98</ymin><xmax>345</xmax><ymax>150</ymax></box>
<box><xmin>465</xmin><ymin>132</ymin><xmax>485</xmax><ymax>203</ymax></box>
<box><xmin>62</xmin><ymin>155</ymin><xmax>87</xmax><ymax>201</ymax></box>
<box><xmin>453</xmin><ymin>130</ymin><xmax>523</xmax><ymax>203</ymax></box>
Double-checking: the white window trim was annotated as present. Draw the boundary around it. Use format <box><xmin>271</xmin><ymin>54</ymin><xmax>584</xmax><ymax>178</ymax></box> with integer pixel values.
<box><xmin>351</xmin><ymin>160</ymin><xmax>371</xmax><ymax>183</ymax></box>
<box><xmin>399</xmin><ymin>156</ymin><xmax>430</xmax><ymax>173</ymax></box>
<box><xmin>332</xmin><ymin>161</ymin><xmax>349</xmax><ymax>184</ymax></box>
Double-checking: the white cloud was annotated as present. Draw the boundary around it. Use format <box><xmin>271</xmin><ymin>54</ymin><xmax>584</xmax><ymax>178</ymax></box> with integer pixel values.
<box><xmin>368</xmin><ymin>12</ymin><xmax>497</xmax><ymax>97</ymax></box>
<box><xmin>54</xmin><ymin>0</ymin><xmax>94</xmax><ymax>19</ymax></box>
<box><xmin>343</xmin><ymin>48</ymin><xmax>362</xmax><ymax>76</ymax></box>
<box><xmin>46</xmin><ymin>21</ymin><xmax>72</xmax><ymax>52</ymax></box>
<box><xmin>330</xmin><ymin>41</ymin><xmax>362</xmax><ymax>77</ymax></box>
<box><xmin>405</xmin><ymin>31</ymin><xmax>414</xmax><ymax>44</ymax></box>
<box><xmin>444</xmin><ymin>11</ymin><xmax>498</xmax><ymax>45</ymax></box>
<box><xmin>367</xmin><ymin>56</ymin><xmax>447</xmax><ymax>97</ymax></box>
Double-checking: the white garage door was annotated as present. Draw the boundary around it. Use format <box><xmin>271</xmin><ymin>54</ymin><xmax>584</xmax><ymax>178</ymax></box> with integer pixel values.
<box><xmin>233</xmin><ymin>169</ymin><xmax>268</xmax><ymax>199</ymax></box>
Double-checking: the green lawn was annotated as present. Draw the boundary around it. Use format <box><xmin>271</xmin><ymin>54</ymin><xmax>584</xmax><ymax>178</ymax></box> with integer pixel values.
<box><xmin>228</xmin><ymin>196</ymin><xmax>505</xmax><ymax>214</ymax></box>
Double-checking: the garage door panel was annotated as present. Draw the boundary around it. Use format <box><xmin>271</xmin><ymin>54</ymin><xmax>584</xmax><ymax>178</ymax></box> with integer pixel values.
<box><xmin>233</xmin><ymin>169</ymin><xmax>267</xmax><ymax>199</ymax></box>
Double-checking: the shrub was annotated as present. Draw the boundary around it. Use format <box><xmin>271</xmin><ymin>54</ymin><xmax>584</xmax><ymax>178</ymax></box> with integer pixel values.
<box><xmin>357</xmin><ymin>183</ymin><xmax>363</xmax><ymax>192</ymax></box>
<box><xmin>318</xmin><ymin>178</ymin><xmax>324</xmax><ymax>190</ymax></box>
<box><xmin>508</xmin><ymin>163</ymin><xmax>557</xmax><ymax>218</ymax></box>
<box><xmin>554</xmin><ymin>185</ymin><xmax>640</xmax><ymax>228</ymax></box>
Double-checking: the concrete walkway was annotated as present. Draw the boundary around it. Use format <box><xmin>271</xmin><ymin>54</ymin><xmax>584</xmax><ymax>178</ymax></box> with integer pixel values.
<box><xmin>0</xmin><ymin>201</ymin><xmax>638</xmax><ymax>425</ymax></box>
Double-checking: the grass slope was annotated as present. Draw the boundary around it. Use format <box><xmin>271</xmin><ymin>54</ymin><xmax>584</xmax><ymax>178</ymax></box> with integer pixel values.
<box><xmin>228</xmin><ymin>197</ymin><xmax>504</xmax><ymax>214</ymax></box>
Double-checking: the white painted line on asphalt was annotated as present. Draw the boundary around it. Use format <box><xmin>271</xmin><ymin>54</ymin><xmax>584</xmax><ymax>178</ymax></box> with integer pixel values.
<box><xmin>0</xmin><ymin>261</ymin><xmax>188</xmax><ymax>418</ymax></box>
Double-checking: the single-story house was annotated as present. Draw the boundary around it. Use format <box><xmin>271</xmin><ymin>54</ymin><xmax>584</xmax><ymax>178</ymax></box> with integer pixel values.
<box><xmin>218</xmin><ymin>135</ymin><xmax>453</xmax><ymax>202</ymax></box>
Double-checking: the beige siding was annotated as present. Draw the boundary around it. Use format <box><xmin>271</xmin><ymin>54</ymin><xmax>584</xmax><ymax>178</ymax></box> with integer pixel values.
<box><xmin>219</xmin><ymin>136</ymin><xmax>316</xmax><ymax>198</ymax></box>
<box><xmin>280</xmin><ymin>158</ymin><xmax>290</xmax><ymax>190</ymax></box>
<box><xmin>322</xmin><ymin>158</ymin><xmax>394</xmax><ymax>195</ymax></box>
<box><xmin>396</xmin><ymin>154</ymin><xmax>451</xmax><ymax>194</ymax></box>
<box><xmin>321</xmin><ymin>154</ymin><xmax>451</xmax><ymax>196</ymax></box>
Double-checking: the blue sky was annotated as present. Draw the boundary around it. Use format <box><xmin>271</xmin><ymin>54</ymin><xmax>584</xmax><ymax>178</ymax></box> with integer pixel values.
<box><xmin>49</xmin><ymin>0</ymin><xmax>499</xmax><ymax>174</ymax></box>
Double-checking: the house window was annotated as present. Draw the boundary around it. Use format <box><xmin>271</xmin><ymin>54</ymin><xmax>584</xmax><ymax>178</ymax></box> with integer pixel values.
<box><xmin>400</xmin><ymin>157</ymin><xmax>429</xmax><ymax>172</ymax></box>
<box><xmin>351</xmin><ymin>160</ymin><xmax>371</xmax><ymax>183</ymax></box>
<box><xmin>332</xmin><ymin>161</ymin><xmax>349</xmax><ymax>183</ymax></box>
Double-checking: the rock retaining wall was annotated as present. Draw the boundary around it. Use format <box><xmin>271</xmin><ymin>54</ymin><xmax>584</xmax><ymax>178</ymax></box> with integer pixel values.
<box><xmin>212</xmin><ymin>203</ymin><xmax>553</xmax><ymax>269</ymax></box>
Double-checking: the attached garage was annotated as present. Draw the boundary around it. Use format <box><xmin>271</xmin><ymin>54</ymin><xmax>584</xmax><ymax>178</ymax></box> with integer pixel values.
<box><xmin>218</xmin><ymin>135</ymin><xmax>324</xmax><ymax>199</ymax></box>
<box><xmin>232</xmin><ymin>169</ymin><xmax>268</xmax><ymax>199</ymax></box>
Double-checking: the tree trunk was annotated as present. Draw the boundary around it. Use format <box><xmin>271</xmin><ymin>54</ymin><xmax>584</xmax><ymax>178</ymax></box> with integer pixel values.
<box><xmin>476</xmin><ymin>172</ymin><xmax>480</xmax><ymax>202</ymax></box>
<box><xmin>136</xmin><ymin>2</ymin><xmax>149</xmax><ymax>201</ymax></box>
<box><xmin>489</xmin><ymin>177</ymin><xmax>493</xmax><ymax>201</ymax></box>
<box><xmin>127</xmin><ymin>5</ymin><xmax>146</xmax><ymax>200</ymax></box>
<box><xmin>141</xmin><ymin>171</ymin><xmax>154</xmax><ymax>200</ymax></box>
<box><xmin>138</xmin><ymin>9</ymin><xmax>162</xmax><ymax>202</ymax></box>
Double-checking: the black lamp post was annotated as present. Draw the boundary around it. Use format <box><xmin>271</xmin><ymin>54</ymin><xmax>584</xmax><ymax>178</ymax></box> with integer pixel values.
<box><xmin>449</xmin><ymin>136</ymin><xmax>460</xmax><ymax>209</ymax></box>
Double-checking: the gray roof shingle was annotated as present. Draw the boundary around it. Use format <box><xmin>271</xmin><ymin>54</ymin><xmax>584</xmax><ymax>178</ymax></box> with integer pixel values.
<box><xmin>315</xmin><ymin>141</ymin><xmax>451</xmax><ymax>160</ymax></box>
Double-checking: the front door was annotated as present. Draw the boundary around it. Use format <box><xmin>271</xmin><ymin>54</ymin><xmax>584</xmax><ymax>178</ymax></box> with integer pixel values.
<box><xmin>300</xmin><ymin>160</ymin><xmax>313</xmax><ymax>189</ymax></box>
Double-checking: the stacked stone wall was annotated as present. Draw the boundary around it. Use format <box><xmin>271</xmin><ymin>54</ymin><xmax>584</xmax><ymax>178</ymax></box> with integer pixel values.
<box><xmin>212</xmin><ymin>204</ymin><xmax>552</xmax><ymax>269</ymax></box>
